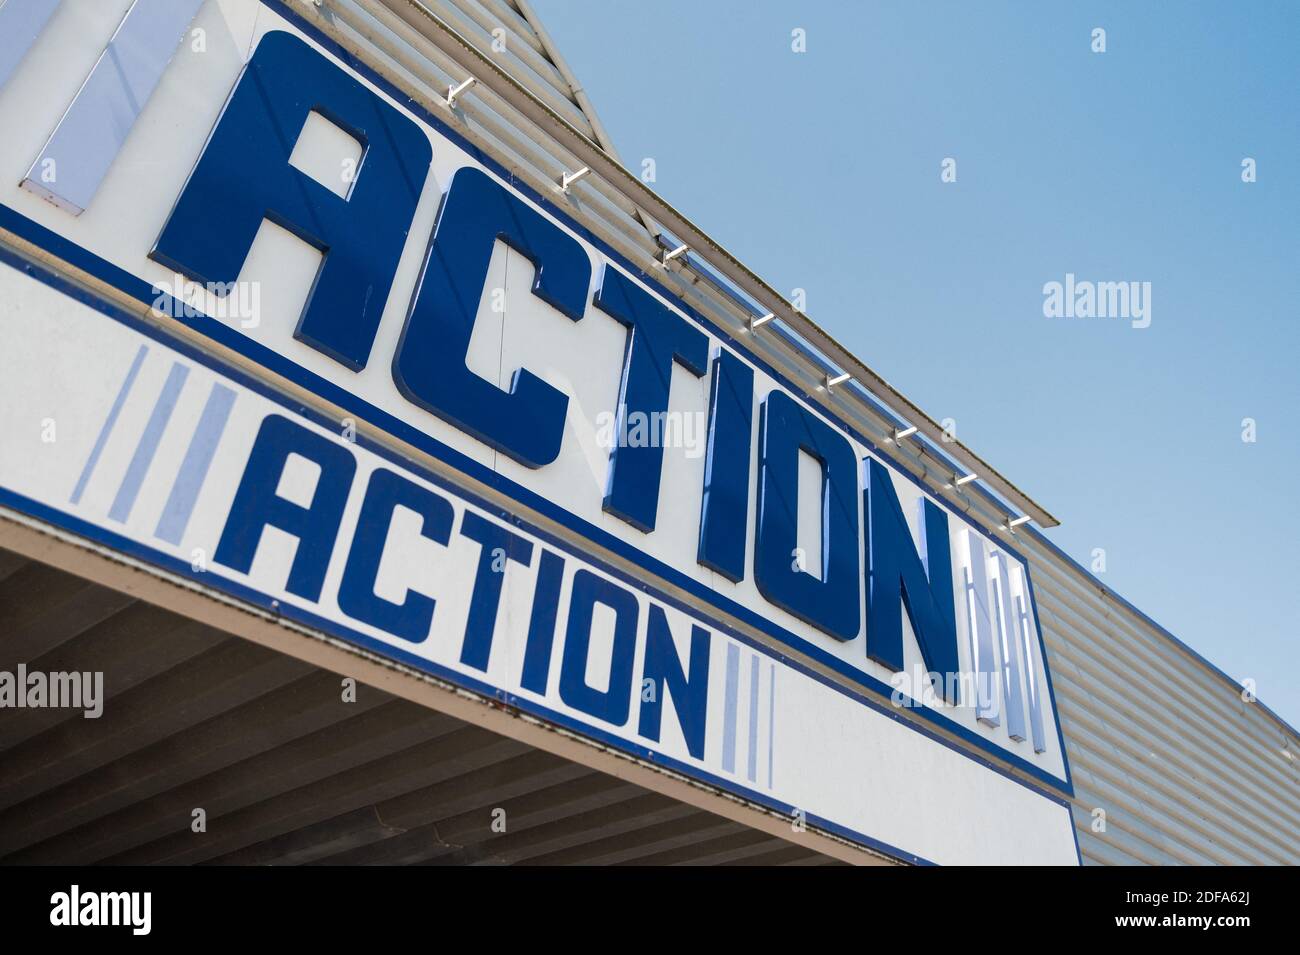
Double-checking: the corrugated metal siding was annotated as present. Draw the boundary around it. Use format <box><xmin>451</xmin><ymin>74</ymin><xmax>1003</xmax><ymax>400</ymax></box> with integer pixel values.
<box><xmin>333</xmin><ymin>0</ymin><xmax>1300</xmax><ymax>864</ymax></box>
<box><xmin>434</xmin><ymin>0</ymin><xmax>595</xmax><ymax>136</ymax></box>
<box><xmin>1029</xmin><ymin>547</ymin><xmax>1300</xmax><ymax>865</ymax></box>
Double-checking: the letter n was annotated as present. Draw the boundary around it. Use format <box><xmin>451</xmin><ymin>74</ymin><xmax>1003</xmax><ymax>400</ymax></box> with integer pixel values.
<box><xmin>863</xmin><ymin>458</ymin><xmax>960</xmax><ymax>701</ymax></box>
<box><xmin>638</xmin><ymin>605</ymin><xmax>710</xmax><ymax>759</ymax></box>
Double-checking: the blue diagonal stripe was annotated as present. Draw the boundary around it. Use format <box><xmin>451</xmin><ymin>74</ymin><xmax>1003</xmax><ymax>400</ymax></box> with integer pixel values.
<box><xmin>767</xmin><ymin>662</ymin><xmax>776</xmax><ymax>789</ymax></box>
<box><xmin>21</xmin><ymin>0</ymin><xmax>206</xmax><ymax>214</ymax></box>
<box><xmin>0</xmin><ymin>0</ymin><xmax>61</xmax><ymax>92</ymax></box>
<box><xmin>70</xmin><ymin>343</ymin><xmax>148</xmax><ymax>505</ymax></box>
<box><xmin>109</xmin><ymin>361</ymin><xmax>189</xmax><ymax>524</ymax></box>
<box><xmin>1017</xmin><ymin>594</ymin><xmax>1049</xmax><ymax>754</ymax></box>
<box><xmin>721</xmin><ymin>643</ymin><xmax>740</xmax><ymax>774</ymax></box>
<box><xmin>154</xmin><ymin>381</ymin><xmax>236</xmax><ymax>544</ymax></box>
<box><xmin>746</xmin><ymin>653</ymin><xmax>760</xmax><ymax>783</ymax></box>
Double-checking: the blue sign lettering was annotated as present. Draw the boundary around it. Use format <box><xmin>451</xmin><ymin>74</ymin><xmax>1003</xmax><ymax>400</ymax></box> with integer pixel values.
<box><xmin>458</xmin><ymin>510</ymin><xmax>534</xmax><ymax>670</ymax></box>
<box><xmin>863</xmin><ymin>458</ymin><xmax>960</xmax><ymax>700</ymax></box>
<box><xmin>754</xmin><ymin>391</ymin><xmax>861</xmax><ymax>641</ymax></box>
<box><xmin>592</xmin><ymin>264</ymin><xmax>709</xmax><ymax>532</ymax></box>
<box><xmin>393</xmin><ymin>166</ymin><xmax>590</xmax><ymax>468</ymax></box>
<box><xmin>152</xmin><ymin>32</ymin><xmax>431</xmax><ymax>371</ymax></box>
<box><xmin>172</xmin><ymin>31</ymin><xmax>1056</xmax><ymax>759</ymax></box>
<box><xmin>215</xmin><ymin>414</ymin><xmax>354</xmax><ymax>601</ymax></box>
<box><xmin>338</xmin><ymin>468</ymin><xmax>453</xmax><ymax>643</ymax></box>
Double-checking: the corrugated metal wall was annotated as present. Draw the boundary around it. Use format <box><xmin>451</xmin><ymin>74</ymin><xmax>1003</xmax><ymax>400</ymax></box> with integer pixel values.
<box><xmin>268</xmin><ymin>0</ymin><xmax>1300</xmax><ymax>864</ymax></box>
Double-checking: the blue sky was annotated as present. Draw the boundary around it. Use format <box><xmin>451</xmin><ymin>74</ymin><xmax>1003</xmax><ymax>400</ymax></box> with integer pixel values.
<box><xmin>533</xmin><ymin>0</ymin><xmax>1300</xmax><ymax>726</ymax></box>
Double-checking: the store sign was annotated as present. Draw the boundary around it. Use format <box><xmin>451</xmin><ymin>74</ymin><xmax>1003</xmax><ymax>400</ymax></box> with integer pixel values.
<box><xmin>0</xmin><ymin>0</ymin><xmax>1077</xmax><ymax>862</ymax></box>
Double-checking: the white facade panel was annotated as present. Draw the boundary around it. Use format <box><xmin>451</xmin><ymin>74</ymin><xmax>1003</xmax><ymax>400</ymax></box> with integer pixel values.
<box><xmin>0</xmin><ymin>260</ymin><xmax>1078</xmax><ymax>865</ymax></box>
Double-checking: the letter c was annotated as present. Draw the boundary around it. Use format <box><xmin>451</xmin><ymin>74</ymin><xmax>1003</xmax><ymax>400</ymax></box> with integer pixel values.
<box><xmin>393</xmin><ymin>166</ymin><xmax>591</xmax><ymax>468</ymax></box>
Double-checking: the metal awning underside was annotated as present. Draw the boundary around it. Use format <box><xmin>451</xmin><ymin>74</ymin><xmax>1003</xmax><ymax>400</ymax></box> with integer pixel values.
<box><xmin>0</xmin><ymin>547</ymin><xmax>844</xmax><ymax>866</ymax></box>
